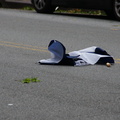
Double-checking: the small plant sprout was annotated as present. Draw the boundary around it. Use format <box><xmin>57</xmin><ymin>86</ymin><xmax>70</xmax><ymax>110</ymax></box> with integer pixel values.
<box><xmin>21</xmin><ymin>77</ymin><xmax>41</xmax><ymax>83</ymax></box>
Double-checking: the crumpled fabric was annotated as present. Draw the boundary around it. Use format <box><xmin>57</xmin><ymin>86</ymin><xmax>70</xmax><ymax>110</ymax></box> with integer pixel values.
<box><xmin>39</xmin><ymin>40</ymin><xmax>114</xmax><ymax>66</ymax></box>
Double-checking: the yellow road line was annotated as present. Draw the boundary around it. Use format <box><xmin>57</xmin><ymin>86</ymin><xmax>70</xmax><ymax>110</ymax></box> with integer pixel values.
<box><xmin>115</xmin><ymin>59</ymin><xmax>120</xmax><ymax>60</ymax></box>
<box><xmin>0</xmin><ymin>40</ymin><xmax>120</xmax><ymax>64</ymax></box>
<box><xmin>0</xmin><ymin>43</ymin><xmax>48</xmax><ymax>52</ymax></box>
<box><xmin>0</xmin><ymin>40</ymin><xmax>47</xmax><ymax>50</ymax></box>
<box><xmin>115</xmin><ymin>59</ymin><xmax>120</xmax><ymax>64</ymax></box>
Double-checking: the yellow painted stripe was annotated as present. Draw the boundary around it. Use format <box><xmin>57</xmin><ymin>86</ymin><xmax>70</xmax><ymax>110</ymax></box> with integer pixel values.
<box><xmin>0</xmin><ymin>43</ymin><xmax>48</xmax><ymax>52</ymax></box>
<box><xmin>0</xmin><ymin>41</ymin><xmax>120</xmax><ymax>64</ymax></box>
<box><xmin>0</xmin><ymin>41</ymin><xmax>47</xmax><ymax>50</ymax></box>
<box><xmin>115</xmin><ymin>59</ymin><xmax>120</xmax><ymax>61</ymax></box>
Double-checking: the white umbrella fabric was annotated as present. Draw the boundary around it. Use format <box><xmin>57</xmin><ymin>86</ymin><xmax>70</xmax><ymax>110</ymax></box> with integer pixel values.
<box><xmin>39</xmin><ymin>40</ymin><xmax>114</xmax><ymax>66</ymax></box>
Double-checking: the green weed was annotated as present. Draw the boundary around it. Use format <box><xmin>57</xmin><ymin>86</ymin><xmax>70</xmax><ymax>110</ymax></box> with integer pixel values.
<box><xmin>21</xmin><ymin>77</ymin><xmax>41</xmax><ymax>83</ymax></box>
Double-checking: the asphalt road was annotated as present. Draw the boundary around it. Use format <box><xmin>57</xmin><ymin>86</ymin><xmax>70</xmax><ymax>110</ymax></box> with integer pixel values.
<box><xmin>0</xmin><ymin>8</ymin><xmax>120</xmax><ymax>120</ymax></box>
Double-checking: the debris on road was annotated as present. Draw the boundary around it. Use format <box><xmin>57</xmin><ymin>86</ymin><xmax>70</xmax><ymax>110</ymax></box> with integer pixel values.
<box><xmin>15</xmin><ymin>77</ymin><xmax>41</xmax><ymax>84</ymax></box>
<box><xmin>39</xmin><ymin>40</ymin><xmax>115</xmax><ymax>67</ymax></box>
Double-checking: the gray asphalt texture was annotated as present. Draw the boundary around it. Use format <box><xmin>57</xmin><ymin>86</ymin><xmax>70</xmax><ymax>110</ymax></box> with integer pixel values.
<box><xmin>0</xmin><ymin>8</ymin><xmax>120</xmax><ymax>120</ymax></box>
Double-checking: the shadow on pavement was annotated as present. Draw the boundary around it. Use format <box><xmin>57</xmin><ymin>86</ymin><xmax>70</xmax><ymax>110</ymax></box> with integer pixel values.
<box><xmin>54</xmin><ymin>12</ymin><xmax>119</xmax><ymax>22</ymax></box>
